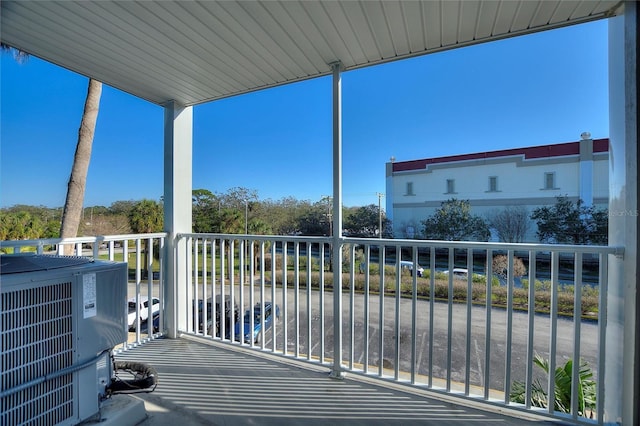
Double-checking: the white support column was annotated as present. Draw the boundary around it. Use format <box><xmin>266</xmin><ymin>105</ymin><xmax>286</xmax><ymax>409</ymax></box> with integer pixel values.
<box><xmin>578</xmin><ymin>133</ymin><xmax>594</xmax><ymax>207</ymax></box>
<box><xmin>330</xmin><ymin>61</ymin><xmax>344</xmax><ymax>379</ymax></box>
<box><xmin>607</xmin><ymin>3</ymin><xmax>638</xmax><ymax>424</ymax></box>
<box><xmin>163</xmin><ymin>101</ymin><xmax>193</xmax><ymax>339</ymax></box>
<box><xmin>385</xmin><ymin>161</ymin><xmax>394</xmax><ymax>236</ymax></box>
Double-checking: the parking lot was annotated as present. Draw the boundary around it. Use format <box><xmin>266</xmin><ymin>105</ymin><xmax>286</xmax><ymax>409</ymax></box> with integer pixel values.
<box><xmin>127</xmin><ymin>281</ymin><xmax>599</xmax><ymax>393</ymax></box>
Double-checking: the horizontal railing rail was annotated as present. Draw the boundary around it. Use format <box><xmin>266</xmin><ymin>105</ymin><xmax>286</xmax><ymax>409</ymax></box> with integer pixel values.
<box><xmin>177</xmin><ymin>232</ymin><xmax>622</xmax><ymax>425</ymax></box>
<box><xmin>1</xmin><ymin>233</ymin><xmax>167</xmax><ymax>349</ymax></box>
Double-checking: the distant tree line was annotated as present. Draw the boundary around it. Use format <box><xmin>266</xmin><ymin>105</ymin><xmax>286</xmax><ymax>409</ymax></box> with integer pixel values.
<box><xmin>0</xmin><ymin>187</ymin><xmax>391</xmax><ymax>241</ymax></box>
<box><xmin>419</xmin><ymin>196</ymin><xmax>608</xmax><ymax>245</ymax></box>
<box><xmin>1</xmin><ymin>192</ymin><xmax>608</xmax><ymax>245</ymax></box>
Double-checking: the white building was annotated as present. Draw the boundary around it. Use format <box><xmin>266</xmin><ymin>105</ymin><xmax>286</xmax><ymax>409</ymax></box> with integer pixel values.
<box><xmin>386</xmin><ymin>134</ymin><xmax>609</xmax><ymax>241</ymax></box>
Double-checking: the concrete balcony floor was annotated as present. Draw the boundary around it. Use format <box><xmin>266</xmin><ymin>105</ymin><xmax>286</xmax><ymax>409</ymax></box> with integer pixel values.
<box><xmin>111</xmin><ymin>336</ymin><xmax>559</xmax><ymax>426</ymax></box>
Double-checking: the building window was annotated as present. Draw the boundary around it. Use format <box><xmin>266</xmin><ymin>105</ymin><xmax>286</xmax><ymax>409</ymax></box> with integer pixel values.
<box><xmin>406</xmin><ymin>182</ymin><xmax>414</xmax><ymax>196</ymax></box>
<box><xmin>446</xmin><ymin>179</ymin><xmax>455</xmax><ymax>194</ymax></box>
<box><xmin>488</xmin><ymin>176</ymin><xmax>498</xmax><ymax>192</ymax></box>
<box><xmin>544</xmin><ymin>172</ymin><xmax>556</xmax><ymax>189</ymax></box>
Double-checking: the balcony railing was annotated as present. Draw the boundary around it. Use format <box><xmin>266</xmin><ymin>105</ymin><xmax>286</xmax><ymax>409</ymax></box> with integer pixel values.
<box><xmin>0</xmin><ymin>233</ymin><xmax>623</xmax><ymax>425</ymax></box>
<box><xmin>176</xmin><ymin>233</ymin><xmax>622</xmax><ymax>425</ymax></box>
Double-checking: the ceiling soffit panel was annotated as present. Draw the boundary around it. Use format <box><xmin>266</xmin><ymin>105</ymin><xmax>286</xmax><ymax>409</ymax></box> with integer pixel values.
<box><xmin>424</xmin><ymin>2</ymin><xmax>443</xmax><ymax>50</ymax></box>
<box><xmin>458</xmin><ymin>1</ymin><xmax>482</xmax><ymax>42</ymax></box>
<box><xmin>440</xmin><ymin>1</ymin><xmax>461</xmax><ymax>47</ymax></box>
<box><xmin>0</xmin><ymin>0</ymin><xmax>622</xmax><ymax>107</ymax></box>
<box><xmin>475</xmin><ymin>1</ymin><xmax>501</xmax><ymax>39</ymax></box>
<box><xmin>402</xmin><ymin>2</ymin><xmax>428</xmax><ymax>54</ymax></box>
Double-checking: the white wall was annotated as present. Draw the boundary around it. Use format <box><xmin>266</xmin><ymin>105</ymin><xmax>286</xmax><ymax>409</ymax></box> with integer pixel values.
<box><xmin>389</xmin><ymin>150</ymin><xmax>609</xmax><ymax>240</ymax></box>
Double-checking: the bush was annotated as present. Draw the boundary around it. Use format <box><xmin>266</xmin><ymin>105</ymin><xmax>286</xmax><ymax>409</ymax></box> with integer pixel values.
<box><xmin>271</xmin><ymin>263</ymin><xmax>598</xmax><ymax>319</ymax></box>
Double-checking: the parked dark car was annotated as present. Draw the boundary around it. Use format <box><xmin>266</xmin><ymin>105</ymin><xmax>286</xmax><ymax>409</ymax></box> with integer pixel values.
<box><xmin>194</xmin><ymin>295</ymin><xmax>239</xmax><ymax>337</ymax></box>
<box><xmin>234</xmin><ymin>302</ymin><xmax>280</xmax><ymax>344</ymax></box>
<box><xmin>193</xmin><ymin>298</ymin><xmax>213</xmax><ymax>333</ymax></box>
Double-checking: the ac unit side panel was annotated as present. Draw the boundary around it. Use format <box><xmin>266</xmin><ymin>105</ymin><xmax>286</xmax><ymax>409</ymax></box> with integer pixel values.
<box><xmin>74</xmin><ymin>262</ymin><xmax>128</xmax><ymax>361</ymax></box>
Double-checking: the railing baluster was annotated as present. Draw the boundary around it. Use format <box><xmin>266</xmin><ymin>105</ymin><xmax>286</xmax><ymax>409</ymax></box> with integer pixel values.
<box><xmin>230</xmin><ymin>240</ymin><xmax>236</xmax><ymax>343</ymax></box>
<box><xmin>212</xmin><ymin>238</ymin><xmax>218</xmax><ymax>339</ymax></box>
<box><xmin>394</xmin><ymin>245</ymin><xmax>401</xmax><ymax>381</ymax></box>
<box><xmin>349</xmin><ymin>244</ymin><xmax>355</xmax><ymax>370</ymax></box>
<box><xmin>239</xmin><ymin>239</ymin><xmax>245</xmax><ymax>345</ymax></box>
<box><xmin>186</xmin><ymin>237</ymin><xmax>193</xmax><ymax>335</ymax></box>
<box><xmin>364</xmin><ymin>244</ymin><xmax>370</xmax><ymax>374</ymax></box>
<box><xmin>294</xmin><ymin>241</ymin><xmax>300</xmax><ymax>358</ymax></box>
<box><xmin>220</xmin><ymin>239</ymin><xmax>226</xmax><ymax>340</ymax></box>
<box><xmin>571</xmin><ymin>252</ymin><xmax>583</xmax><ymax>419</ymax></box>
<box><xmin>306</xmin><ymin>242</ymin><xmax>312</xmax><ymax>360</ymax></box>
<box><xmin>282</xmin><ymin>241</ymin><xmax>287</xmax><ymax>355</ymax></box>
<box><xmin>548</xmin><ymin>251</ymin><xmax>559</xmax><ymax>415</ymax></box>
<box><xmin>525</xmin><ymin>250</ymin><xmax>536</xmax><ymax>409</ymax></box>
<box><xmin>446</xmin><ymin>247</ymin><xmax>454</xmax><ymax>391</ymax></box>
<box><xmin>465</xmin><ymin>248</ymin><xmax>473</xmax><ymax>395</ymax></box>
<box><xmin>158</xmin><ymin>237</ymin><xmax>164</xmax><ymax>335</ymax></box>
<box><xmin>271</xmin><ymin>242</ymin><xmax>277</xmax><ymax>353</ymax></box>
<box><xmin>484</xmin><ymin>249</ymin><xmax>493</xmax><ymax>399</ymax></box>
<box><xmin>135</xmin><ymin>238</ymin><xmax>142</xmax><ymax>342</ymax></box>
<box><xmin>378</xmin><ymin>244</ymin><xmax>385</xmax><ymax>377</ymax></box>
<box><xmin>428</xmin><ymin>246</ymin><xmax>435</xmax><ymax>389</ymax></box>
<box><xmin>504</xmin><ymin>250</ymin><xmax>514</xmax><ymax>403</ymax></box>
<box><xmin>319</xmin><ymin>243</ymin><xmax>325</xmax><ymax>363</ymax></box>
<box><xmin>194</xmin><ymin>238</ymin><xmax>199</xmax><ymax>334</ymax></box>
<box><xmin>147</xmin><ymin>237</ymin><xmax>154</xmax><ymax>337</ymax></box>
<box><xmin>202</xmin><ymin>238</ymin><xmax>208</xmax><ymax>337</ymax></box>
<box><xmin>411</xmin><ymin>247</ymin><xmax>418</xmax><ymax>385</ymax></box>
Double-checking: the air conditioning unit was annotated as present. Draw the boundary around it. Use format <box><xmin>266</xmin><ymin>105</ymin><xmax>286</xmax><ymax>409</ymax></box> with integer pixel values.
<box><xmin>1</xmin><ymin>254</ymin><xmax>127</xmax><ymax>426</ymax></box>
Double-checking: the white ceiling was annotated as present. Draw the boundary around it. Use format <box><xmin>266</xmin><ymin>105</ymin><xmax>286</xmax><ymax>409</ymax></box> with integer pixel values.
<box><xmin>1</xmin><ymin>1</ymin><xmax>622</xmax><ymax>107</ymax></box>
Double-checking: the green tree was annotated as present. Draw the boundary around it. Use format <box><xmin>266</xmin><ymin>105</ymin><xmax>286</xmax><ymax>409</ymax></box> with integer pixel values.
<box><xmin>531</xmin><ymin>196</ymin><xmax>608</xmax><ymax>244</ymax></box>
<box><xmin>192</xmin><ymin>189</ymin><xmax>220</xmax><ymax>233</ymax></box>
<box><xmin>0</xmin><ymin>211</ymin><xmax>44</xmax><ymax>241</ymax></box>
<box><xmin>421</xmin><ymin>199</ymin><xmax>490</xmax><ymax>241</ymax></box>
<box><xmin>247</xmin><ymin>218</ymin><xmax>271</xmax><ymax>235</ymax></box>
<box><xmin>297</xmin><ymin>203</ymin><xmax>330</xmax><ymax>236</ymax></box>
<box><xmin>344</xmin><ymin>204</ymin><xmax>392</xmax><ymax>238</ymax></box>
<box><xmin>218</xmin><ymin>208</ymin><xmax>244</xmax><ymax>234</ymax></box>
<box><xmin>129</xmin><ymin>199</ymin><xmax>163</xmax><ymax>269</ymax></box>
<box><xmin>110</xmin><ymin>200</ymin><xmax>137</xmax><ymax>216</ymax></box>
<box><xmin>252</xmin><ymin>197</ymin><xmax>306</xmax><ymax>235</ymax></box>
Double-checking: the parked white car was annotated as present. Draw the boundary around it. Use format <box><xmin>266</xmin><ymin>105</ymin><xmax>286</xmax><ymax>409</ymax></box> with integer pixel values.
<box><xmin>399</xmin><ymin>260</ymin><xmax>424</xmax><ymax>277</ymax></box>
<box><xmin>128</xmin><ymin>296</ymin><xmax>160</xmax><ymax>331</ymax></box>
<box><xmin>442</xmin><ymin>268</ymin><xmax>469</xmax><ymax>279</ymax></box>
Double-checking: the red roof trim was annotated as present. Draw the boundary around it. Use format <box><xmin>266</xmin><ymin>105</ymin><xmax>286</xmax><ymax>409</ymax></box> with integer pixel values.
<box><xmin>392</xmin><ymin>138</ymin><xmax>609</xmax><ymax>172</ymax></box>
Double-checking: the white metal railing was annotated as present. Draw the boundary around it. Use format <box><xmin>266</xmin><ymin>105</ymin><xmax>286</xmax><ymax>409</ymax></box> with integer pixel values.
<box><xmin>0</xmin><ymin>233</ymin><xmax>167</xmax><ymax>349</ymax></box>
<box><xmin>177</xmin><ymin>233</ymin><xmax>622</xmax><ymax>425</ymax></box>
<box><xmin>0</xmin><ymin>233</ymin><xmax>624</xmax><ymax>424</ymax></box>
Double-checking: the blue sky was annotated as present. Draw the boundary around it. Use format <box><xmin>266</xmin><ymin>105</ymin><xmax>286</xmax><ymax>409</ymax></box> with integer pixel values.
<box><xmin>1</xmin><ymin>20</ymin><xmax>608</xmax><ymax>209</ymax></box>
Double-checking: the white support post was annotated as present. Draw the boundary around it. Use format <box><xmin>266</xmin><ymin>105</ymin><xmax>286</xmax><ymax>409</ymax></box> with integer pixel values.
<box><xmin>607</xmin><ymin>3</ymin><xmax>638</xmax><ymax>424</ymax></box>
<box><xmin>329</xmin><ymin>61</ymin><xmax>344</xmax><ymax>380</ymax></box>
<box><xmin>163</xmin><ymin>101</ymin><xmax>193</xmax><ymax>339</ymax></box>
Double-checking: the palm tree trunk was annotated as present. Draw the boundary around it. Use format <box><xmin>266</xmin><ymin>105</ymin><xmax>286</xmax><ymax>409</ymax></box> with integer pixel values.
<box><xmin>60</xmin><ymin>78</ymin><xmax>102</xmax><ymax>254</ymax></box>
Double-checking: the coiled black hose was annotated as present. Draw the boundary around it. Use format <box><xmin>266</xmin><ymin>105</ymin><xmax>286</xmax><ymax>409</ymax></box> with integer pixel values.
<box><xmin>107</xmin><ymin>361</ymin><xmax>158</xmax><ymax>394</ymax></box>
